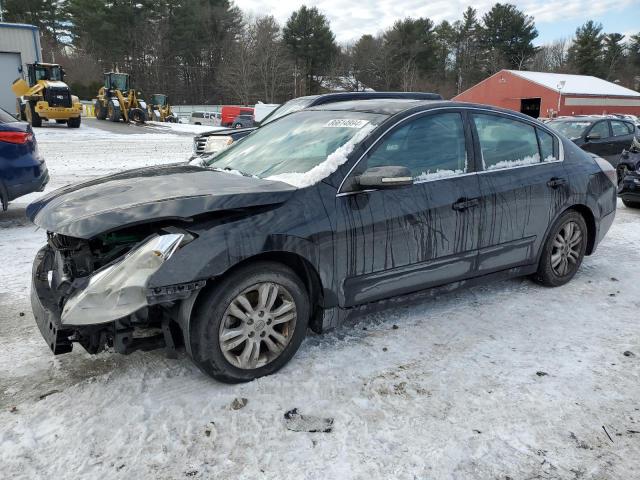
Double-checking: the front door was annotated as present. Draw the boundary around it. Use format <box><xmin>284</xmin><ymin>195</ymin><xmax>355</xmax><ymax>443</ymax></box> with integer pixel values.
<box><xmin>470</xmin><ymin>112</ymin><xmax>569</xmax><ymax>272</ymax></box>
<box><xmin>334</xmin><ymin>110</ymin><xmax>482</xmax><ymax>307</ymax></box>
<box><xmin>582</xmin><ymin>120</ymin><xmax>613</xmax><ymax>160</ymax></box>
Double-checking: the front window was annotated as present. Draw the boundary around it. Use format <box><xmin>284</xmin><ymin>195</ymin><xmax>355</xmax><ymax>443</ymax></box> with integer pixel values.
<box><xmin>34</xmin><ymin>66</ymin><xmax>62</xmax><ymax>82</ymax></box>
<box><xmin>365</xmin><ymin>112</ymin><xmax>468</xmax><ymax>180</ymax></box>
<box><xmin>207</xmin><ymin>110</ymin><xmax>385</xmax><ymax>186</ymax></box>
<box><xmin>151</xmin><ymin>94</ymin><xmax>167</xmax><ymax>106</ymax></box>
<box><xmin>548</xmin><ymin>120</ymin><xmax>594</xmax><ymax>140</ymax></box>
<box><xmin>110</xmin><ymin>74</ymin><xmax>129</xmax><ymax>91</ymax></box>
<box><xmin>259</xmin><ymin>97</ymin><xmax>316</xmax><ymax>125</ymax></box>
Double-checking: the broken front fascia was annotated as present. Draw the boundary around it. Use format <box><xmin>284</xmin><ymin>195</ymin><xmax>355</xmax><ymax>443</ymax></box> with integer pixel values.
<box><xmin>61</xmin><ymin>234</ymin><xmax>184</xmax><ymax>326</ymax></box>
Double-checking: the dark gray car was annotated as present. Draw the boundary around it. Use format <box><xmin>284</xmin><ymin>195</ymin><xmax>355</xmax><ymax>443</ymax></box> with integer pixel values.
<box><xmin>28</xmin><ymin>100</ymin><xmax>617</xmax><ymax>383</ymax></box>
<box><xmin>548</xmin><ymin>116</ymin><xmax>637</xmax><ymax>166</ymax></box>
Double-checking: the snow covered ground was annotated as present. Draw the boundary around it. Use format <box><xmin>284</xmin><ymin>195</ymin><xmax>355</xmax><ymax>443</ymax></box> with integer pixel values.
<box><xmin>1</xmin><ymin>124</ymin><xmax>639</xmax><ymax>479</ymax></box>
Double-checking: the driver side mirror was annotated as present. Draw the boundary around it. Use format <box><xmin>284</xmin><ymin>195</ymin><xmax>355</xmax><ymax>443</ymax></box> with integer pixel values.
<box><xmin>357</xmin><ymin>166</ymin><xmax>413</xmax><ymax>189</ymax></box>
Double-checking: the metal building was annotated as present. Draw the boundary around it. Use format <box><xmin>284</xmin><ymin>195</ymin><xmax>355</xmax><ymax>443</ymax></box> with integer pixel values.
<box><xmin>454</xmin><ymin>69</ymin><xmax>640</xmax><ymax>119</ymax></box>
<box><xmin>0</xmin><ymin>22</ymin><xmax>42</xmax><ymax>112</ymax></box>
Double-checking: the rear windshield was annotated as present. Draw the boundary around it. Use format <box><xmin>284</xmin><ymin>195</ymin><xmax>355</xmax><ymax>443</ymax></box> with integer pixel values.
<box><xmin>547</xmin><ymin>120</ymin><xmax>592</xmax><ymax>140</ymax></box>
<box><xmin>0</xmin><ymin>107</ymin><xmax>17</xmax><ymax>123</ymax></box>
<box><xmin>260</xmin><ymin>97</ymin><xmax>316</xmax><ymax>125</ymax></box>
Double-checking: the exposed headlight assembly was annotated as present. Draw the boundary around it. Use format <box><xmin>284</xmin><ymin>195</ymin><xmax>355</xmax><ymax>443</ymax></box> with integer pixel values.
<box><xmin>204</xmin><ymin>135</ymin><xmax>233</xmax><ymax>154</ymax></box>
<box><xmin>61</xmin><ymin>234</ymin><xmax>183</xmax><ymax>326</ymax></box>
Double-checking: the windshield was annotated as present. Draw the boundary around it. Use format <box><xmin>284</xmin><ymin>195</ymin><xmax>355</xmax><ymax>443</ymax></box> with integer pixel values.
<box><xmin>547</xmin><ymin>120</ymin><xmax>592</xmax><ymax>140</ymax></box>
<box><xmin>151</xmin><ymin>94</ymin><xmax>167</xmax><ymax>105</ymax></box>
<box><xmin>109</xmin><ymin>74</ymin><xmax>129</xmax><ymax>91</ymax></box>
<box><xmin>260</xmin><ymin>97</ymin><xmax>316</xmax><ymax>125</ymax></box>
<box><xmin>207</xmin><ymin>110</ymin><xmax>385</xmax><ymax>185</ymax></box>
<box><xmin>35</xmin><ymin>66</ymin><xmax>62</xmax><ymax>81</ymax></box>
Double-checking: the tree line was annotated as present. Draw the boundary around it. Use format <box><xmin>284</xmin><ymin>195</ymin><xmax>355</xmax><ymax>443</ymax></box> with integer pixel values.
<box><xmin>4</xmin><ymin>1</ymin><xmax>640</xmax><ymax>104</ymax></box>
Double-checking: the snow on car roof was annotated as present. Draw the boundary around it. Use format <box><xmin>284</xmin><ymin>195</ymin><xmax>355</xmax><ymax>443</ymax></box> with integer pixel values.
<box><xmin>507</xmin><ymin>70</ymin><xmax>640</xmax><ymax>97</ymax></box>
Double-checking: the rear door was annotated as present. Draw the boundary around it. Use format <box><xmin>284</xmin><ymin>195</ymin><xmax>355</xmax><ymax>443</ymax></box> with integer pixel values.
<box><xmin>471</xmin><ymin>111</ymin><xmax>568</xmax><ymax>273</ymax></box>
<box><xmin>335</xmin><ymin>109</ymin><xmax>482</xmax><ymax>306</ymax></box>
<box><xmin>610</xmin><ymin>120</ymin><xmax>635</xmax><ymax>165</ymax></box>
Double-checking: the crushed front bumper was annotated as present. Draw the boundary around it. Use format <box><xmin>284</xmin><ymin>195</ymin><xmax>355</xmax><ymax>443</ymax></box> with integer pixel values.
<box><xmin>618</xmin><ymin>173</ymin><xmax>640</xmax><ymax>202</ymax></box>
<box><xmin>30</xmin><ymin>246</ymin><xmax>74</xmax><ymax>354</ymax></box>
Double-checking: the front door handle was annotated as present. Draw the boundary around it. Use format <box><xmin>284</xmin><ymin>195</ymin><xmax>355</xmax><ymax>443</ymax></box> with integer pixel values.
<box><xmin>452</xmin><ymin>197</ymin><xmax>479</xmax><ymax>211</ymax></box>
<box><xmin>547</xmin><ymin>177</ymin><xmax>567</xmax><ymax>188</ymax></box>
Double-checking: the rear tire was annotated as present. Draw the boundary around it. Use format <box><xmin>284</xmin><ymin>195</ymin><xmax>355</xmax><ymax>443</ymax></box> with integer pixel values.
<box><xmin>533</xmin><ymin>210</ymin><xmax>588</xmax><ymax>287</ymax></box>
<box><xmin>622</xmin><ymin>199</ymin><xmax>640</xmax><ymax>209</ymax></box>
<box><xmin>28</xmin><ymin>102</ymin><xmax>42</xmax><ymax>128</ymax></box>
<box><xmin>189</xmin><ymin>261</ymin><xmax>310</xmax><ymax>383</ymax></box>
<box><xmin>234</xmin><ymin>122</ymin><xmax>242</xmax><ymax>129</ymax></box>
<box><xmin>67</xmin><ymin>116</ymin><xmax>81</xmax><ymax>128</ymax></box>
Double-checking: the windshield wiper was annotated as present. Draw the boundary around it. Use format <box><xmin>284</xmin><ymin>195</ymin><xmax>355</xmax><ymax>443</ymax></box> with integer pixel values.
<box><xmin>211</xmin><ymin>166</ymin><xmax>255</xmax><ymax>178</ymax></box>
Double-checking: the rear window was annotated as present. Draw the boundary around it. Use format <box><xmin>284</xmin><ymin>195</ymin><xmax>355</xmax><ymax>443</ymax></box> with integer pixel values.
<box><xmin>0</xmin><ymin>107</ymin><xmax>17</xmax><ymax>123</ymax></box>
<box><xmin>611</xmin><ymin>120</ymin><xmax>633</xmax><ymax>136</ymax></box>
<box><xmin>473</xmin><ymin>114</ymin><xmax>541</xmax><ymax>170</ymax></box>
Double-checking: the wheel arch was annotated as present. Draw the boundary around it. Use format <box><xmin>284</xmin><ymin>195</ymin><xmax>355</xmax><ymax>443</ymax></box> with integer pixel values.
<box><xmin>178</xmin><ymin>250</ymin><xmax>327</xmax><ymax>354</ymax></box>
<box><xmin>567</xmin><ymin>204</ymin><xmax>597</xmax><ymax>255</ymax></box>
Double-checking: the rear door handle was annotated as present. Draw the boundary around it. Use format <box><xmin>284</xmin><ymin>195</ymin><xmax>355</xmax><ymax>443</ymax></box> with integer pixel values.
<box><xmin>452</xmin><ymin>197</ymin><xmax>480</xmax><ymax>211</ymax></box>
<box><xmin>547</xmin><ymin>177</ymin><xmax>567</xmax><ymax>188</ymax></box>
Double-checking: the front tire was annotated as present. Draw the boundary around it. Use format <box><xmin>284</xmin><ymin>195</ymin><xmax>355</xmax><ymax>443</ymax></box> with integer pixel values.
<box><xmin>622</xmin><ymin>198</ymin><xmax>640</xmax><ymax>209</ymax></box>
<box><xmin>533</xmin><ymin>211</ymin><xmax>587</xmax><ymax>287</ymax></box>
<box><xmin>234</xmin><ymin>123</ymin><xmax>242</xmax><ymax>129</ymax></box>
<box><xmin>189</xmin><ymin>261</ymin><xmax>309</xmax><ymax>383</ymax></box>
<box><xmin>27</xmin><ymin>102</ymin><xmax>42</xmax><ymax>127</ymax></box>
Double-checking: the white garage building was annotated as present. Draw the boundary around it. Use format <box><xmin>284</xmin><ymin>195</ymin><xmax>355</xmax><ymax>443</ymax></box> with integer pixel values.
<box><xmin>0</xmin><ymin>22</ymin><xmax>42</xmax><ymax>113</ymax></box>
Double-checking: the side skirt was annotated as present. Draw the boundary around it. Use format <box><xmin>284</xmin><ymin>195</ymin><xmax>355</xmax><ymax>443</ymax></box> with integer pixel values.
<box><xmin>319</xmin><ymin>264</ymin><xmax>537</xmax><ymax>332</ymax></box>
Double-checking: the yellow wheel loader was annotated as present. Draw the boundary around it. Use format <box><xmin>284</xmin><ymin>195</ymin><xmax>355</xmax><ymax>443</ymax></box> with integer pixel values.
<box><xmin>12</xmin><ymin>63</ymin><xmax>82</xmax><ymax>128</ymax></box>
<box><xmin>147</xmin><ymin>94</ymin><xmax>178</xmax><ymax>122</ymax></box>
<box><xmin>93</xmin><ymin>72</ymin><xmax>147</xmax><ymax>123</ymax></box>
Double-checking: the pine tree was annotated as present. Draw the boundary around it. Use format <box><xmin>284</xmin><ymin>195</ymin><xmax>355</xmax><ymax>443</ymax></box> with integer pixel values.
<box><xmin>481</xmin><ymin>3</ymin><xmax>538</xmax><ymax>72</ymax></box>
<box><xmin>283</xmin><ymin>6</ymin><xmax>337</xmax><ymax>95</ymax></box>
<box><xmin>603</xmin><ymin>33</ymin><xmax>626</xmax><ymax>81</ymax></box>
<box><xmin>567</xmin><ymin>21</ymin><xmax>605</xmax><ymax>77</ymax></box>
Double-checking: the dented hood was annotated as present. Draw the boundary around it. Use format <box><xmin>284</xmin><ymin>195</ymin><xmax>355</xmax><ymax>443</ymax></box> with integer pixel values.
<box><xmin>27</xmin><ymin>164</ymin><xmax>296</xmax><ymax>238</ymax></box>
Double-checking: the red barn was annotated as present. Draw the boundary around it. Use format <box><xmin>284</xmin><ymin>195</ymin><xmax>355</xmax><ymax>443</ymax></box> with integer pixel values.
<box><xmin>453</xmin><ymin>69</ymin><xmax>640</xmax><ymax>118</ymax></box>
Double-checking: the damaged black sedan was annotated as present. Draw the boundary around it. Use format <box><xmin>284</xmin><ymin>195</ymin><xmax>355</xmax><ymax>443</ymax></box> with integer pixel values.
<box><xmin>29</xmin><ymin>100</ymin><xmax>617</xmax><ymax>383</ymax></box>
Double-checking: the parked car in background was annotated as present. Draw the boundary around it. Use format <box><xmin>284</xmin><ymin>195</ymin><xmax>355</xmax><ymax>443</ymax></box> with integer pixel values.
<box><xmin>232</xmin><ymin>113</ymin><xmax>254</xmax><ymax>129</ymax></box>
<box><xmin>547</xmin><ymin>116</ymin><xmax>637</xmax><ymax>166</ymax></box>
<box><xmin>220</xmin><ymin>106</ymin><xmax>254</xmax><ymax>127</ymax></box>
<box><xmin>616</xmin><ymin>137</ymin><xmax>640</xmax><ymax>209</ymax></box>
<box><xmin>0</xmin><ymin>107</ymin><xmax>48</xmax><ymax>211</ymax></box>
<box><xmin>28</xmin><ymin>99</ymin><xmax>616</xmax><ymax>383</ymax></box>
<box><xmin>189</xmin><ymin>111</ymin><xmax>221</xmax><ymax>126</ymax></box>
<box><xmin>190</xmin><ymin>92</ymin><xmax>444</xmax><ymax>160</ymax></box>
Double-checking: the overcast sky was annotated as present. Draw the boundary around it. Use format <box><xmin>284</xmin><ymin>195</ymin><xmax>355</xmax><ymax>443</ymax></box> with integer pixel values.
<box><xmin>235</xmin><ymin>0</ymin><xmax>639</xmax><ymax>45</ymax></box>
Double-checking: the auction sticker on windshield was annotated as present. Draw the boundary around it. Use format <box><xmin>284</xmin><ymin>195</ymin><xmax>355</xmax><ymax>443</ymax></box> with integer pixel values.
<box><xmin>324</xmin><ymin>119</ymin><xmax>369</xmax><ymax>128</ymax></box>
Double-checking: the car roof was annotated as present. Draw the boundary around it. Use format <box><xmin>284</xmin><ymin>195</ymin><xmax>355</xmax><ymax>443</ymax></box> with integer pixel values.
<box><xmin>294</xmin><ymin>91</ymin><xmax>443</xmax><ymax>107</ymax></box>
<box><xmin>309</xmin><ymin>99</ymin><xmax>543</xmax><ymax>122</ymax></box>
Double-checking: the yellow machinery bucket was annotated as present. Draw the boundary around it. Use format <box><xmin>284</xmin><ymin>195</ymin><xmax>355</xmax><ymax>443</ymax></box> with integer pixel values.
<box><xmin>11</xmin><ymin>78</ymin><xmax>30</xmax><ymax>97</ymax></box>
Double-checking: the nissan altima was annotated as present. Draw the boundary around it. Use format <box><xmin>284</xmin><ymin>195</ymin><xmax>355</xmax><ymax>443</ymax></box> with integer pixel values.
<box><xmin>28</xmin><ymin>99</ymin><xmax>617</xmax><ymax>383</ymax></box>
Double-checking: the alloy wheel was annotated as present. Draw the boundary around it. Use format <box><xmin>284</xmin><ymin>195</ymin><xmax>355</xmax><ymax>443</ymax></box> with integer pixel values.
<box><xmin>550</xmin><ymin>220</ymin><xmax>583</xmax><ymax>277</ymax></box>
<box><xmin>218</xmin><ymin>282</ymin><xmax>297</xmax><ymax>370</ymax></box>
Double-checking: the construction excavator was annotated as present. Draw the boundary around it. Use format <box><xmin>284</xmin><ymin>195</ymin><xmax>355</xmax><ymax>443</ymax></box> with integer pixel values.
<box><xmin>147</xmin><ymin>94</ymin><xmax>178</xmax><ymax>122</ymax></box>
<box><xmin>12</xmin><ymin>62</ymin><xmax>82</xmax><ymax>128</ymax></box>
<box><xmin>93</xmin><ymin>72</ymin><xmax>147</xmax><ymax>123</ymax></box>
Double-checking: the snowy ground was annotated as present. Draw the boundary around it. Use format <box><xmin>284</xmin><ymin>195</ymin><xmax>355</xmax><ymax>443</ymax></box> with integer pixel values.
<box><xmin>1</xmin><ymin>124</ymin><xmax>639</xmax><ymax>479</ymax></box>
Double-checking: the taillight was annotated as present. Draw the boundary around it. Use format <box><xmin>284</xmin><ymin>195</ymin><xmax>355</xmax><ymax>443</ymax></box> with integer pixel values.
<box><xmin>593</xmin><ymin>156</ymin><xmax>617</xmax><ymax>186</ymax></box>
<box><xmin>0</xmin><ymin>131</ymin><xmax>33</xmax><ymax>144</ymax></box>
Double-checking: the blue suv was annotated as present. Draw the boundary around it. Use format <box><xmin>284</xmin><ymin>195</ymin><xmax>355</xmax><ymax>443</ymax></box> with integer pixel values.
<box><xmin>0</xmin><ymin>107</ymin><xmax>48</xmax><ymax>211</ymax></box>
